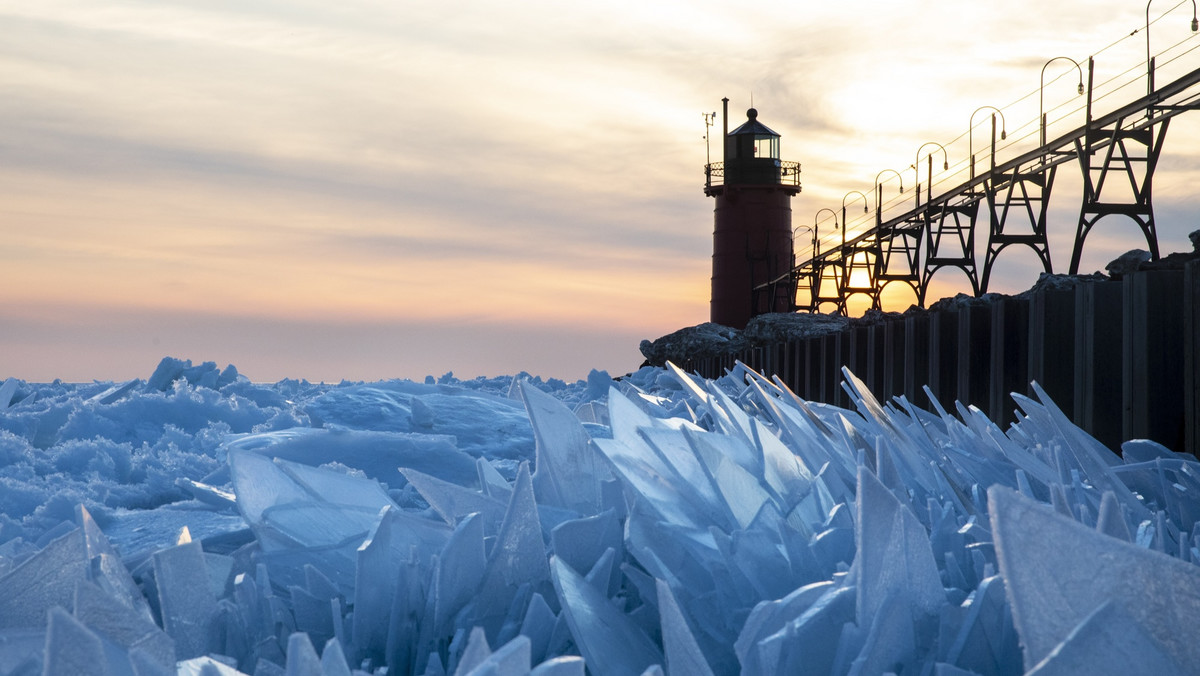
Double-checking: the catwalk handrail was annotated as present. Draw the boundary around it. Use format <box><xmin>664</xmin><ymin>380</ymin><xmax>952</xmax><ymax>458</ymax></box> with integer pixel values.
<box><xmin>772</xmin><ymin>64</ymin><xmax>1200</xmax><ymax>286</ymax></box>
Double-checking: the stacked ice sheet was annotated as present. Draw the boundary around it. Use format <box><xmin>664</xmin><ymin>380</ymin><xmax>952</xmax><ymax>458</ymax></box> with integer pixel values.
<box><xmin>1</xmin><ymin>359</ymin><xmax>1199</xmax><ymax>674</ymax></box>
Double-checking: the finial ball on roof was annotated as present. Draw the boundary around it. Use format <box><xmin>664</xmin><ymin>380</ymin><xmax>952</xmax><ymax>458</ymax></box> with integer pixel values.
<box><xmin>747</xmin><ymin>108</ymin><xmax>758</xmax><ymax>120</ymax></box>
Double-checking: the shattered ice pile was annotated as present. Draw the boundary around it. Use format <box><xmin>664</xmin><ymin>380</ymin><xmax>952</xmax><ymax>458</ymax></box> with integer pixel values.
<box><xmin>1</xmin><ymin>356</ymin><xmax>1199</xmax><ymax>675</ymax></box>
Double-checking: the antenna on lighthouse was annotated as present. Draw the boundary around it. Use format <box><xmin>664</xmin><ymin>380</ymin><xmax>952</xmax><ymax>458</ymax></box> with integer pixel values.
<box><xmin>703</xmin><ymin>110</ymin><xmax>717</xmax><ymax>167</ymax></box>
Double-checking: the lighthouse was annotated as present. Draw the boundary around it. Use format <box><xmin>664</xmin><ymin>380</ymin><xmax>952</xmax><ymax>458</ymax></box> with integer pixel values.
<box><xmin>705</xmin><ymin>100</ymin><xmax>801</xmax><ymax>329</ymax></box>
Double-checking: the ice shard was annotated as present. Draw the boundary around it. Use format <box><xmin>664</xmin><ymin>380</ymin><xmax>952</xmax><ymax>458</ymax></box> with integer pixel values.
<box><xmin>855</xmin><ymin>466</ymin><xmax>944</xmax><ymax>632</ymax></box>
<box><xmin>471</xmin><ymin>462</ymin><xmax>551</xmax><ymax>637</ymax></box>
<box><xmin>520</xmin><ymin>380</ymin><xmax>607</xmax><ymax>516</ymax></box>
<box><xmin>153</xmin><ymin>539</ymin><xmax>218</xmax><ymax>660</ymax></box>
<box><xmin>73</xmin><ymin>579</ymin><xmax>177</xmax><ymax>673</ymax></box>
<box><xmin>1022</xmin><ymin>600</ymin><xmax>1185</xmax><ymax>676</ymax></box>
<box><xmin>224</xmin><ymin>427</ymin><xmax>478</xmax><ymax>491</ymax></box>
<box><xmin>430</xmin><ymin>513</ymin><xmax>487</xmax><ymax>634</ymax></box>
<box><xmin>989</xmin><ymin>484</ymin><xmax>1200</xmax><ymax>669</ymax></box>
<box><xmin>550</xmin><ymin>510</ymin><xmax>622</xmax><ymax>600</ymax></box>
<box><xmin>42</xmin><ymin>606</ymin><xmax>106</xmax><ymax>676</ymax></box>
<box><xmin>352</xmin><ymin>506</ymin><xmax>450</xmax><ymax>657</ymax></box>
<box><xmin>550</xmin><ymin>557</ymin><xmax>662</xmax><ymax>676</ymax></box>
<box><xmin>0</xmin><ymin>528</ymin><xmax>88</xmax><ymax>630</ymax></box>
<box><xmin>230</xmin><ymin>449</ymin><xmax>398</xmax><ymax>593</ymax></box>
<box><xmin>400</xmin><ymin>466</ymin><xmax>509</xmax><ymax>530</ymax></box>
<box><xmin>656</xmin><ymin>579</ymin><xmax>714</xmax><ymax>676</ymax></box>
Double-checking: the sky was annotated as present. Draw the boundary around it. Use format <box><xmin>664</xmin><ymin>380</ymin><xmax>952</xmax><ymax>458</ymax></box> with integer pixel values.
<box><xmin>4</xmin><ymin>0</ymin><xmax>1200</xmax><ymax>382</ymax></box>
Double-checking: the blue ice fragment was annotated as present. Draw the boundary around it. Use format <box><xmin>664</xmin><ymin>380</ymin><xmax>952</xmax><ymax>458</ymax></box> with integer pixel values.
<box><xmin>230</xmin><ymin>449</ymin><xmax>401</xmax><ymax>594</ymax></box>
<box><xmin>176</xmin><ymin>656</ymin><xmax>246</xmax><ymax>675</ymax></box>
<box><xmin>1121</xmin><ymin>439</ymin><xmax>1184</xmax><ymax>463</ymax></box>
<box><xmin>550</xmin><ymin>510</ymin><xmax>622</xmax><ymax>597</ymax></box>
<box><xmin>73</xmin><ymin>579</ymin><xmax>176</xmax><ymax>673</ymax></box>
<box><xmin>284</xmin><ymin>631</ymin><xmax>322</xmax><ymax>676</ymax></box>
<box><xmin>810</xmin><ymin>526</ymin><xmax>855</xmax><ymax>577</ymax></box>
<box><xmin>582</xmin><ymin>547</ymin><xmax>618</xmax><ymax>599</ymax></box>
<box><xmin>224</xmin><ymin>428</ymin><xmax>478</xmax><ymax>491</ymax></box>
<box><xmin>528</xmin><ymin>656</ymin><xmax>585</xmax><ymax>676</ymax></box>
<box><xmin>753</xmin><ymin>418</ymin><xmax>813</xmax><ymax>507</ymax></box>
<box><xmin>352</xmin><ymin>506</ymin><xmax>450</xmax><ymax>656</ymax></box>
<box><xmin>940</xmin><ymin>575</ymin><xmax>1019</xmax><ymax>676</ymax></box>
<box><xmin>684</xmin><ymin>429</ymin><xmax>772</xmax><ymax>530</ymax></box>
<box><xmin>471</xmin><ymin>462</ymin><xmax>551</xmax><ymax>637</ymax></box>
<box><xmin>423</xmin><ymin>652</ymin><xmax>448</xmax><ymax>676</ymax></box>
<box><xmin>454</xmin><ymin>627</ymin><xmax>491</xmax><ymax>675</ymax></box>
<box><xmin>1024</xmin><ymin>600</ymin><xmax>1184</xmax><ymax>676</ymax></box>
<box><xmin>741</xmin><ymin>584</ymin><xmax>855</xmax><ymax>676</ymax></box>
<box><xmin>128</xmin><ymin>646</ymin><xmax>175</xmax><ymax>676</ymax></box>
<box><xmin>520</xmin><ymin>380</ymin><xmax>608</xmax><ymax>515</ymax></box>
<box><xmin>989</xmin><ymin>485</ymin><xmax>1200</xmax><ymax>669</ymax></box>
<box><xmin>0</xmin><ymin>376</ymin><xmax>21</xmax><ymax>409</ymax></box>
<box><xmin>431</xmin><ymin>512</ymin><xmax>487</xmax><ymax>633</ymax></box>
<box><xmin>1094</xmin><ymin>491</ymin><xmax>1132</xmax><ymax>543</ymax></box>
<box><xmin>735</xmin><ymin>580</ymin><xmax>836</xmax><ymax>668</ymax></box>
<box><xmin>319</xmin><ymin>640</ymin><xmax>354</xmax><ymax>676</ymax></box>
<box><xmin>289</xmin><ymin>585</ymin><xmax>335</xmax><ymax>647</ymax></box>
<box><xmin>591</xmin><ymin>432</ymin><xmax>707</xmax><ymax>531</ymax></box>
<box><xmin>460</xmin><ymin>635</ymin><xmax>531</xmax><ymax>675</ymax></box>
<box><xmin>400</xmin><ymin>467</ymin><xmax>509</xmax><ymax>530</ymax></box>
<box><xmin>478</xmin><ymin>457</ymin><xmax>513</xmax><ymax>501</ymax></box>
<box><xmin>385</xmin><ymin>555</ymin><xmax>430</xmax><ymax>673</ymax></box>
<box><xmin>519</xmin><ymin>592</ymin><xmax>556</xmax><ymax>666</ymax></box>
<box><xmin>640</xmin><ymin>427</ymin><xmax>732</xmax><ymax>527</ymax></box>
<box><xmin>229</xmin><ymin>449</ymin><xmax>388</xmax><ymax>524</ymax></box>
<box><xmin>848</xmin><ymin>590</ymin><xmax>915</xmax><ymax>676</ymax></box>
<box><xmin>550</xmin><ymin>557</ymin><xmax>663</xmax><ymax>676</ymax></box>
<box><xmin>153</xmin><ymin>539</ymin><xmax>218</xmax><ymax>660</ymax></box>
<box><xmin>656</xmin><ymin>579</ymin><xmax>715</xmax><ymax>676</ymax></box>
<box><xmin>855</xmin><ymin>466</ymin><xmax>944</xmax><ymax>632</ymax></box>
<box><xmin>0</xmin><ymin>528</ymin><xmax>87</xmax><ymax>630</ymax></box>
<box><xmin>76</xmin><ymin>503</ymin><xmax>154</xmax><ymax>620</ymax></box>
<box><xmin>42</xmin><ymin>606</ymin><xmax>105</xmax><ymax>676</ymax></box>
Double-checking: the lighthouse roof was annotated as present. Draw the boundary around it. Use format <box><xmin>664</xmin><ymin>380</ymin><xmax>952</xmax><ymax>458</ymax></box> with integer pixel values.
<box><xmin>728</xmin><ymin>108</ymin><xmax>780</xmax><ymax>137</ymax></box>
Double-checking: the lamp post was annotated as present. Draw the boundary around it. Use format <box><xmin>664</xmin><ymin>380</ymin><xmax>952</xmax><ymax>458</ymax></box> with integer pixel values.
<box><xmin>812</xmin><ymin>208</ymin><xmax>837</xmax><ymax>306</ymax></box>
<box><xmin>1146</xmin><ymin>0</ymin><xmax>1199</xmax><ymax>97</ymax></box>
<box><xmin>842</xmin><ymin>191</ymin><xmax>868</xmax><ymax>249</ymax></box>
<box><xmin>793</xmin><ymin>225</ymin><xmax>814</xmax><ymax>263</ymax></box>
<box><xmin>969</xmin><ymin>106</ymin><xmax>1007</xmax><ymax>180</ymax></box>
<box><xmin>813</xmin><ymin>208</ymin><xmax>838</xmax><ymax>260</ymax></box>
<box><xmin>874</xmin><ymin>169</ymin><xmax>904</xmax><ymax>229</ymax></box>
<box><xmin>913</xmin><ymin>142</ymin><xmax>948</xmax><ymax>208</ymax></box>
<box><xmin>1040</xmin><ymin>57</ymin><xmax>1085</xmax><ymax>148</ymax></box>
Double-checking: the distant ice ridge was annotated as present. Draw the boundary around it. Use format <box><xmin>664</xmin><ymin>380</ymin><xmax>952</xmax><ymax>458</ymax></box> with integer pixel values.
<box><xmin>1</xmin><ymin>357</ymin><xmax>1199</xmax><ymax>674</ymax></box>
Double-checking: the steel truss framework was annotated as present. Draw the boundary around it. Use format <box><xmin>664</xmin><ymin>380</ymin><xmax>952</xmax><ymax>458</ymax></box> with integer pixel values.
<box><xmin>782</xmin><ymin>61</ymin><xmax>1200</xmax><ymax>314</ymax></box>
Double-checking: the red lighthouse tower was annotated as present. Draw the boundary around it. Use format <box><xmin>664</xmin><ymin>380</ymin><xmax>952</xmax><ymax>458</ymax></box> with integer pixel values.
<box><xmin>705</xmin><ymin>100</ymin><xmax>801</xmax><ymax>329</ymax></box>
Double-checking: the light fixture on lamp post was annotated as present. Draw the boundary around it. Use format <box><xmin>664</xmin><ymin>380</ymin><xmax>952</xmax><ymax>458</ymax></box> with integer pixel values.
<box><xmin>812</xmin><ymin>208</ymin><xmax>838</xmax><ymax>260</ymax></box>
<box><xmin>913</xmin><ymin>142</ymin><xmax>948</xmax><ymax>208</ymax></box>
<box><xmin>969</xmin><ymin>106</ymin><xmax>1007</xmax><ymax>180</ymax></box>
<box><xmin>1146</xmin><ymin>0</ymin><xmax>1199</xmax><ymax>97</ymax></box>
<box><xmin>793</xmin><ymin>225</ymin><xmax>814</xmax><ymax>263</ymax></box>
<box><xmin>874</xmin><ymin>168</ymin><xmax>904</xmax><ymax>228</ymax></box>
<box><xmin>812</xmin><ymin>208</ymin><xmax>838</xmax><ymax>306</ymax></box>
<box><xmin>842</xmin><ymin>191</ymin><xmax>868</xmax><ymax>250</ymax></box>
<box><xmin>1039</xmin><ymin>57</ymin><xmax>1085</xmax><ymax>148</ymax></box>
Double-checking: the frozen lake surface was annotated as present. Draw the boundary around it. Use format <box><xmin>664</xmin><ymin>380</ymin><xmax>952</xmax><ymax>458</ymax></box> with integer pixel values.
<box><xmin>0</xmin><ymin>356</ymin><xmax>1197</xmax><ymax>675</ymax></box>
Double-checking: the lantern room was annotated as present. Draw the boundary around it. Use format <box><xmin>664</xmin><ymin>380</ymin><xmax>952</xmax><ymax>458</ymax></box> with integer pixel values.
<box><xmin>723</xmin><ymin>108</ymin><xmax>783</xmax><ymax>186</ymax></box>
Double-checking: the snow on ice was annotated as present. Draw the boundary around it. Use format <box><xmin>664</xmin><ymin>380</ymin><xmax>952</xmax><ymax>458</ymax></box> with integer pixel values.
<box><xmin>1</xmin><ymin>356</ymin><xmax>1199</xmax><ymax>674</ymax></box>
